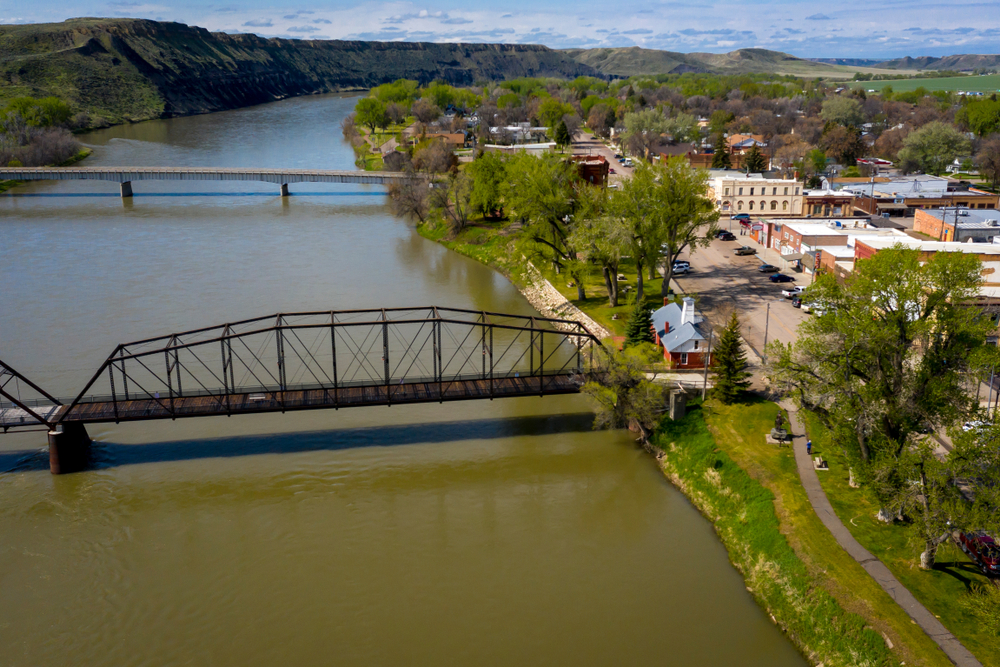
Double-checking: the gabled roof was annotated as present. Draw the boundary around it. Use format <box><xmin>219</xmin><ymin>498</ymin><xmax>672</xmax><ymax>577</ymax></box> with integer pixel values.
<box><xmin>651</xmin><ymin>303</ymin><xmax>706</xmax><ymax>353</ymax></box>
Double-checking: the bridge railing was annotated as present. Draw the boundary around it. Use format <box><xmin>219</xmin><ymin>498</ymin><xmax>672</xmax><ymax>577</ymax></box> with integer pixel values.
<box><xmin>55</xmin><ymin>307</ymin><xmax>602</xmax><ymax>424</ymax></box>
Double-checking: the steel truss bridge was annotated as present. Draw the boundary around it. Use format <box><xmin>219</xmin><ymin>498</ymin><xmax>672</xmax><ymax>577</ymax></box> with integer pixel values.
<box><xmin>0</xmin><ymin>167</ymin><xmax>419</xmax><ymax>197</ymax></box>
<box><xmin>1</xmin><ymin>307</ymin><xmax>601</xmax><ymax>471</ymax></box>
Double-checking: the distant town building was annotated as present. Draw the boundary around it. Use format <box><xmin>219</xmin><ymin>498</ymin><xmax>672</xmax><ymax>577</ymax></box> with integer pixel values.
<box><xmin>913</xmin><ymin>208</ymin><xmax>1000</xmax><ymax>243</ymax></box>
<box><xmin>707</xmin><ymin>170</ymin><xmax>804</xmax><ymax>215</ymax></box>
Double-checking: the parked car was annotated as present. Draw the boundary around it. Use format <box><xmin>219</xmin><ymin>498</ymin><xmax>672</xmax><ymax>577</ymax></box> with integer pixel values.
<box><xmin>758</xmin><ymin>264</ymin><xmax>779</xmax><ymax>273</ymax></box>
<box><xmin>609</xmin><ymin>168</ymin><xmax>616</xmax><ymax>174</ymax></box>
<box><xmin>791</xmin><ymin>295</ymin><xmax>803</xmax><ymax>308</ymax></box>
<box><xmin>717</xmin><ymin>231</ymin><xmax>736</xmax><ymax>241</ymax></box>
<box><xmin>782</xmin><ymin>285</ymin><xmax>806</xmax><ymax>298</ymax></box>
<box><xmin>769</xmin><ymin>273</ymin><xmax>795</xmax><ymax>283</ymax></box>
<box><xmin>957</xmin><ymin>531</ymin><xmax>1000</xmax><ymax>576</ymax></box>
<box><xmin>731</xmin><ymin>213</ymin><xmax>751</xmax><ymax>221</ymax></box>
<box><xmin>672</xmin><ymin>261</ymin><xmax>691</xmax><ymax>274</ymax></box>
<box><xmin>734</xmin><ymin>246</ymin><xmax>756</xmax><ymax>256</ymax></box>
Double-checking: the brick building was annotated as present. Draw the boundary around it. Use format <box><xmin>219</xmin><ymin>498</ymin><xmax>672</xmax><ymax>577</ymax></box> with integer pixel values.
<box><xmin>913</xmin><ymin>208</ymin><xmax>1000</xmax><ymax>243</ymax></box>
<box><xmin>651</xmin><ymin>298</ymin><xmax>712</xmax><ymax>369</ymax></box>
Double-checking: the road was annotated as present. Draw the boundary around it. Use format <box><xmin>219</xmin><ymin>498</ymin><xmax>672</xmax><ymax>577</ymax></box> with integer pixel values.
<box><xmin>572</xmin><ymin>131</ymin><xmax>633</xmax><ymax>185</ymax></box>
<box><xmin>671</xmin><ymin>231</ymin><xmax>811</xmax><ymax>360</ymax></box>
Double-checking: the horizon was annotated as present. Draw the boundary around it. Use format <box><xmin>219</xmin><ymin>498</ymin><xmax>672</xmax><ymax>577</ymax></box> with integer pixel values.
<box><xmin>2</xmin><ymin>2</ymin><xmax>999</xmax><ymax>61</ymax></box>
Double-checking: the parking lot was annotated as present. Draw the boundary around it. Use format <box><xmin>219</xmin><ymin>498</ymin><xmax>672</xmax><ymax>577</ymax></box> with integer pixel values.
<box><xmin>671</xmin><ymin>230</ymin><xmax>812</xmax><ymax>359</ymax></box>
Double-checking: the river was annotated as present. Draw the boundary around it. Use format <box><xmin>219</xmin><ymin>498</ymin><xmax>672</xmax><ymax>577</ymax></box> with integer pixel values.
<box><xmin>0</xmin><ymin>94</ymin><xmax>806</xmax><ymax>666</ymax></box>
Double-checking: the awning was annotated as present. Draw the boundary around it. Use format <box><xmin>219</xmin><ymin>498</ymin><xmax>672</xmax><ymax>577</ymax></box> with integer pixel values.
<box><xmin>782</xmin><ymin>253</ymin><xmax>804</xmax><ymax>261</ymax></box>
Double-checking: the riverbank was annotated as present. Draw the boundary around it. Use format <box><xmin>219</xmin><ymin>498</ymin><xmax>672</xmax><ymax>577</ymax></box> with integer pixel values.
<box><xmin>0</xmin><ymin>147</ymin><xmax>92</xmax><ymax>194</ymax></box>
<box><xmin>418</xmin><ymin>214</ymin><xmax>959</xmax><ymax>666</ymax></box>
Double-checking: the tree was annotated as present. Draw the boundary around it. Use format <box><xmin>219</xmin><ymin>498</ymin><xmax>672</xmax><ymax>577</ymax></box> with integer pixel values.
<box><xmin>413</xmin><ymin>139</ymin><xmax>457</xmax><ymax>174</ymax></box>
<box><xmin>713</xmin><ymin>311</ymin><xmax>751</xmax><ymax>404</ymax></box>
<box><xmin>955</xmin><ymin>98</ymin><xmax>1000</xmax><ymax>137</ymax></box>
<box><xmin>975</xmin><ymin>136</ymin><xmax>1000</xmax><ymax>190</ymax></box>
<box><xmin>820</xmin><ymin>125</ymin><xmax>865</xmax><ymax>166</ymax></box>
<box><xmin>621</xmin><ymin>108</ymin><xmax>669</xmax><ymax>157</ymax></box>
<box><xmin>587</xmin><ymin>103</ymin><xmax>615</xmax><ymax>138</ymax></box>
<box><xmin>2</xmin><ymin>96</ymin><xmax>72</xmax><ymax>127</ymax></box>
<box><xmin>467</xmin><ymin>151</ymin><xmax>506</xmax><ymax>218</ymax></box>
<box><xmin>355</xmin><ymin>98</ymin><xmax>387</xmax><ymax>134</ymax></box>
<box><xmin>624</xmin><ymin>302</ymin><xmax>654</xmax><ymax>347</ymax></box>
<box><xmin>554</xmin><ymin>120</ymin><xmax>572</xmax><ymax>148</ymax></box>
<box><xmin>385</xmin><ymin>102</ymin><xmax>406</xmax><ymax>125</ymax></box>
<box><xmin>743</xmin><ymin>144</ymin><xmax>768</xmax><ymax>173</ymax></box>
<box><xmin>582</xmin><ymin>342</ymin><xmax>666</xmax><ymax>447</ymax></box>
<box><xmin>663</xmin><ymin>112</ymin><xmax>698</xmax><ymax>143</ymax></box>
<box><xmin>568</xmin><ymin>187</ymin><xmax>629</xmax><ymax>307</ymax></box>
<box><xmin>430</xmin><ymin>171</ymin><xmax>474</xmax><ymax>233</ymax></box>
<box><xmin>411</xmin><ymin>99</ymin><xmax>442</xmax><ymax>124</ymax></box>
<box><xmin>387</xmin><ymin>171</ymin><xmax>431</xmax><ymax>224</ymax></box>
<box><xmin>711</xmin><ymin>134</ymin><xmax>732</xmax><ymax>169</ymax></box>
<box><xmin>768</xmin><ymin>245</ymin><xmax>997</xmax><ymax>465</ymax></box>
<box><xmin>538</xmin><ymin>97</ymin><xmax>573</xmax><ymax>129</ymax></box>
<box><xmin>820</xmin><ymin>96</ymin><xmax>864</xmax><ymax>128</ymax></box>
<box><xmin>502</xmin><ymin>152</ymin><xmax>587</xmax><ymax>299</ymax></box>
<box><xmin>896</xmin><ymin>121</ymin><xmax>971</xmax><ymax>175</ymax></box>
<box><xmin>807</xmin><ymin>148</ymin><xmax>828</xmax><ymax>175</ymax></box>
<box><xmin>708</xmin><ymin>109</ymin><xmax>735</xmax><ymax>137</ymax></box>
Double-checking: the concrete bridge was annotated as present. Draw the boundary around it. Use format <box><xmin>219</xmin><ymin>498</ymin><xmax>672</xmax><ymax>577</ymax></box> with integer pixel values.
<box><xmin>0</xmin><ymin>167</ymin><xmax>418</xmax><ymax>197</ymax></box>
<box><xmin>1</xmin><ymin>307</ymin><xmax>602</xmax><ymax>473</ymax></box>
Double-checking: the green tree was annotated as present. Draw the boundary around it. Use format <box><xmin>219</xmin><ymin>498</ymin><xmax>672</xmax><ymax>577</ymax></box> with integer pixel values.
<box><xmin>896</xmin><ymin>121</ymin><xmax>971</xmax><ymax>175</ymax></box>
<box><xmin>955</xmin><ymin>98</ymin><xmax>1000</xmax><ymax>137</ymax></box>
<box><xmin>975</xmin><ymin>136</ymin><xmax>1000</xmax><ymax>191</ymax></box>
<box><xmin>621</xmin><ymin>108</ymin><xmax>669</xmax><ymax>157</ymax></box>
<box><xmin>423</xmin><ymin>83</ymin><xmax>457</xmax><ymax>110</ymax></box>
<box><xmin>2</xmin><ymin>96</ymin><xmax>72</xmax><ymax>127</ymax></box>
<box><xmin>370</xmin><ymin>79</ymin><xmax>419</xmax><ymax>106</ymax></box>
<box><xmin>743</xmin><ymin>144</ymin><xmax>768</xmax><ymax>172</ymax></box>
<box><xmin>663</xmin><ymin>112</ymin><xmax>699</xmax><ymax>143</ymax></box>
<box><xmin>582</xmin><ymin>342</ymin><xmax>665</xmax><ymax>447</ymax></box>
<box><xmin>807</xmin><ymin>148</ymin><xmax>828</xmax><ymax>175</ymax></box>
<box><xmin>708</xmin><ymin>109</ymin><xmax>735</xmax><ymax>136</ymax></box>
<box><xmin>820</xmin><ymin>96</ymin><xmax>864</xmax><ymax>127</ymax></box>
<box><xmin>568</xmin><ymin>187</ymin><xmax>629</xmax><ymax>307</ymax></box>
<box><xmin>467</xmin><ymin>151</ymin><xmax>507</xmax><ymax>218</ymax></box>
<box><xmin>713</xmin><ymin>311</ymin><xmax>751</xmax><ymax>404</ymax></box>
<box><xmin>554</xmin><ymin>120</ymin><xmax>572</xmax><ymax>148</ymax></box>
<box><xmin>538</xmin><ymin>97</ymin><xmax>573</xmax><ymax>128</ymax></box>
<box><xmin>711</xmin><ymin>134</ymin><xmax>732</xmax><ymax>169</ymax></box>
<box><xmin>624</xmin><ymin>302</ymin><xmax>655</xmax><ymax>347</ymax></box>
<box><xmin>355</xmin><ymin>97</ymin><xmax>388</xmax><ymax>134</ymax></box>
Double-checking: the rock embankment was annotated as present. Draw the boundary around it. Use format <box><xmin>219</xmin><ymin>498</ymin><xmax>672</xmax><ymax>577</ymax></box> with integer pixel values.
<box><xmin>520</xmin><ymin>261</ymin><xmax>611</xmax><ymax>342</ymax></box>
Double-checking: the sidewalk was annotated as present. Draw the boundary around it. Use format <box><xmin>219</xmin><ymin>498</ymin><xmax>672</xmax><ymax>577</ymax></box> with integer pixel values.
<box><xmin>781</xmin><ymin>401</ymin><xmax>982</xmax><ymax>667</ymax></box>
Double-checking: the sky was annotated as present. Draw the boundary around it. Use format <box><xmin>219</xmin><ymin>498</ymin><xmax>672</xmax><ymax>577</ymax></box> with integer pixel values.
<box><xmin>2</xmin><ymin>1</ymin><xmax>999</xmax><ymax>60</ymax></box>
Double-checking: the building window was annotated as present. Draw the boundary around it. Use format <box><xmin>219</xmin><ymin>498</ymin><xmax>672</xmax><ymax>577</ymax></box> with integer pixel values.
<box><xmin>795</xmin><ymin>187</ymin><xmax>800</xmax><ymax>195</ymax></box>
<box><xmin>749</xmin><ymin>201</ymin><xmax>754</xmax><ymax>210</ymax></box>
<box><xmin>722</xmin><ymin>201</ymin><xmax>731</xmax><ymax>210</ymax></box>
<box><xmin>738</xmin><ymin>201</ymin><xmax>744</xmax><ymax>211</ymax></box>
<box><xmin>724</xmin><ymin>188</ymin><xmax>730</xmax><ymax>196</ymax></box>
<box><xmin>738</xmin><ymin>187</ymin><xmax>743</xmax><ymax>195</ymax></box>
<box><xmin>772</xmin><ymin>187</ymin><xmax>777</xmax><ymax>195</ymax></box>
<box><xmin>760</xmin><ymin>201</ymin><xmax>766</xmax><ymax>211</ymax></box>
<box><xmin>750</xmin><ymin>187</ymin><xmax>755</xmax><ymax>196</ymax></box>
<box><xmin>680</xmin><ymin>353</ymin><xmax>688</xmax><ymax>365</ymax></box>
<box><xmin>771</xmin><ymin>201</ymin><xmax>778</xmax><ymax>210</ymax></box>
<box><xmin>783</xmin><ymin>201</ymin><xmax>788</xmax><ymax>211</ymax></box>
<box><xmin>693</xmin><ymin>340</ymin><xmax>699</xmax><ymax>350</ymax></box>
<box><xmin>784</xmin><ymin>187</ymin><xmax>788</xmax><ymax>195</ymax></box>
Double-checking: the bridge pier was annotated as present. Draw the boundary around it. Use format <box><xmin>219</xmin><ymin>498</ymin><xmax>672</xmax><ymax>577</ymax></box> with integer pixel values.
<box><xmin>279</xmin><ymin>183</ymin><xmax>289</xmax><ymax>197</ymax></box>
<box><xmin>48</xmin><ymin>423</ymin><xmax>91</xmax><ymax>474</ymax></box>
<box><xmin>120</xmin><ymin>181</ymin><xmax>133</xmax><ymax>198</ymax></box>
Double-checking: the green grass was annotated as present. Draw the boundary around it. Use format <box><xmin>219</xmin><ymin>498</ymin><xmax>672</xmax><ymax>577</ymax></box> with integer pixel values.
<box><xmin>654</xmin><ymin>399</ymin><xmax>897</xmax><ymax>666</ymax></box>
<box><xmin>802</xmin><ymin>412</ymin><xmax>1000</xmax><ymax>665</ymax></box>
<box><xmin>857</xmin><ymin>74</ymin><xmax>1000</xmax><ymax>93</ymax></box>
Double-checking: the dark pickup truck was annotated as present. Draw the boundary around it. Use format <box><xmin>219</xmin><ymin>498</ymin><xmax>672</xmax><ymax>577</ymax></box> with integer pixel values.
<box><xmin>733</xmin><ymin>246</ymin><xmax>756</xmax><ymax>256</ymax></box>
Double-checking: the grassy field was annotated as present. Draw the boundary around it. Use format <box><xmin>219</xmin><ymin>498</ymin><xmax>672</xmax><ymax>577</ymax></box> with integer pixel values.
<box><xmin>856</xmin><ymin>74</ymin><xmax>1000</xmax><ymax>93</ymax></box>
<box><xmin>801</xmin><ymin>412</ymin><xmax>1000</xmax><ymax>665</ymax></box>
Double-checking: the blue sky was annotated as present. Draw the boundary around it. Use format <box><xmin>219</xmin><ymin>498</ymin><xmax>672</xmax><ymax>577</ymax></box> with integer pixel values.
<box><xmin>3</xmin><ymin>1</ymin><xmax>1000</xmax><ymax>59</ymax></box>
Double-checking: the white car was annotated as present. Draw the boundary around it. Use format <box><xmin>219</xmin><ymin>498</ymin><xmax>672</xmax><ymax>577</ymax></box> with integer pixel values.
<box><xmin>781</xmin><ymin>286</ymin><xmax>806</xmax><ymax>299</ymax></box>
<box><xmin>672</xmin><ymin>261</ymin><xmax>690</xmax><ymax>275</ymax></box>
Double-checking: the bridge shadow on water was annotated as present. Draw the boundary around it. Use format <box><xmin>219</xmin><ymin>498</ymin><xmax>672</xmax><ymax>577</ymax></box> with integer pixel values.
<box><xmin>1</xmin><ymin>413</ymin><xmax>597</xmax><ymax>474</ymax></box>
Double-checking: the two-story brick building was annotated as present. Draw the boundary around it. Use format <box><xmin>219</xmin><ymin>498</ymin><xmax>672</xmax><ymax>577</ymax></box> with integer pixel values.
<box><xmin>912</xmin><ymin>208</ymin><xmax>1000</xmax><ymax>243</ymax></box>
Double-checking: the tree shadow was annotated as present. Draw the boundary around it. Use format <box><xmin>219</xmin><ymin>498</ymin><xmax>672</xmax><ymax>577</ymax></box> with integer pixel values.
<box><xmin>1</xmin><ymin>413</ymin><xmax>597</xmax><ymax>474</ymax></box>
<box><xmin>932</xmin><ymin>559</ymin><xmax>983</xmax><ymax>589</ymax></box>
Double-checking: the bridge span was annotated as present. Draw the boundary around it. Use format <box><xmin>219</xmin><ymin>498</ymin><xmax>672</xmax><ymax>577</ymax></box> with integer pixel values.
<box><xmin>0</xmin><ymin>167</ymin><xmax>418</xmax><ymax>197</ymax></box>
<box><xmin>1</xmin><ymin>307</ymin><xmax>602</xmax><ymax>473</ymax></box>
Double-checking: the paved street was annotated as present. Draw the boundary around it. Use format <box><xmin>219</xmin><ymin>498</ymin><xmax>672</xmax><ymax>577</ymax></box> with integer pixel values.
<box><xmin>571</xmin><ymin>131</ymin><xmax>633</xmax><ymax>185</ymax></box>
<box><xmin>670</xmin><ymin>229</ymin><xmax>812</xmax><ymax>359</ymax></box>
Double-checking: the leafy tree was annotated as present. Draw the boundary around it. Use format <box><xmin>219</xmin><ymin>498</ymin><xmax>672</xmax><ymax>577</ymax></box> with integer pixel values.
<box><xmin>713</xmin><ymin>311</ymin><xmax>751</xmax><ymax>404</ymax></box>
<box><xmin>711</xmin><ymin>134</ymin><xmax>731</xmax><ymax>169</ymax></box>
<box><xmin>955</xmin><ymin>98</ymin><xmax>1000</xmax><ymax>137</ymax></box>
<box><xmin>467</xmin><ymin>151</ymin><xmax>507</xmax><ymax>218</ymax></box>
<box><xmin>587</xmin><ymin>103</ymin><xmax>616</xmax><ymax>138</ymax></box>
<box><xmin>538</xmin><ymin>97</ymin><xmax>573</xmax><ymax>128</ymax></box>
<box><xmin>896</xmin><ymin>121</ymin><xmax>971</xmax><ymax>175</ymax></box>
<box><xmin>743</xmin><ymin>144</ymin><xmax>768</xmax><ymax>172</ymax></box>
<box><xmin>568</xmin><ymin>187</ymin><xmax>629</xmax><ymax>307</ymax></box>
<box><xmin>708</xmin><ymin>109</ymin><xmax>735</xmax><ymax>136</ymax></box>
<box><xmin>2</xmin><ymin>96</ymin><xmax>72</xmax><ymax>127</ymax></box>
<box><xmin>387</xmin><ymin>170</ymin><xmax>431</xmax><ymax>224</ymax></box>
<box><xmin>820</xmin><ymin>125</ymin><xmax>865</xmax><ymax>166</ymax></box>
<box><xmin>621</xmin><ymin>108</ymin><xmax>669</xmax><ymax>157</ymax></box>
<box><xmin>975</xmin><ymin>136</ymin><xmax>1000</xmax><ymax>190</ymax></box>
<box><xmin>411</xmin><ymin>99</ymin><xmax>442</xmax><ymax>123</ymax></box>
<box><xmin>820</xmin><ymin>96</ymin><xmax>864</xmax><ymax>128</ymax></box>
<box><xmin>430</xmin><ymin>171</ymin><xmax>474</xmax><ymax>233</ymax></box>
<box><xmin>502</xmin><ymin>152</ymin><xmax>587</xmax><ymax>299</ymax></box>
<box><xmin>423</xmin><ymin>83</ymin><xmax>457</xmax><ymax>110</ymax></box>
<box><xmin>663</xmin><ymin>112</ymin><xmax>699</xmax><ymax>143</ymax></box>
<box><xmin>554</xmin><ymin>120</ymin><xmax>572</xmax><ymax>148</ymax></box>
<box><xmin>371</xmin><ymin>79</ymin><xmax>419</xmax><ymax>106</ymax></box>
<box><xmin>624</xmin><ymin>302</ymin><xmax>655</xmax><ymax>347</ymax></box>
<box><xmin>582</xmin><ymin>342</ymin><xmax>665</xmax><ymax>447</ymax></box>
<box><xmin>355</xmin><ymin>98</ymin><xmax>388</xmax><ymax>133</ymax></box>
<box><xmin>807</xmin><ymin>148</ymin><xmax>828</xmax><ymax>175</ymax></box>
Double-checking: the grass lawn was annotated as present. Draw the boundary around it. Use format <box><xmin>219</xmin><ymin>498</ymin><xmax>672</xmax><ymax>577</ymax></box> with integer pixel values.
<box><xmin>655</xmin><ymin>399</ymin><xmax>898</xmax><ymax>666</ymax></box>
<box><xmin>856</xmin><ymin>74</ymin><xmax>1000</xmax><ymax>93</ymax></box>
<box><xmin>702</xmin><ymin>398</ymin><xmax>953</xmax><ymax>666</ymax></box>
<box><xmin>802</xmin><ymin>412</ymin><xmax>1000</xmax><ymax>665</ymax></box>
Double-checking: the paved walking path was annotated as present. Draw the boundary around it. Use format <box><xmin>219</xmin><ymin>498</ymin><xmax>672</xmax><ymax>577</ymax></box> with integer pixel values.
<box><xmin>781</xmin><ymin>402</ymin><xmax>982</xmax><ymax>667</ymax></box>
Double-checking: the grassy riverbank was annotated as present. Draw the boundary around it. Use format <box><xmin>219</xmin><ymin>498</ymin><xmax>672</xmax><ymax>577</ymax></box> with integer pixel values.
<box><xmin>802</xmin><ymin>412</ymin><xmax>1000</xmax><ymax>665</ymax></box>
<box><xmin>0</xmin><ymin>147</ymin><xmax>92</xmax><ymax>194</ymax></box>
<box><xmin>656</xmin><ymin>399</ymin><xmax>948</xmax><ymax>666</ymax></box>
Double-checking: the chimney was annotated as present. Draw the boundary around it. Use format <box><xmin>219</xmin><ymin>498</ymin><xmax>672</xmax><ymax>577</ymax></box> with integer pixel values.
<box><xmin>681</xmin><ymin>297</ymin><xmax>696</xmax><ymax>326</ymax></box>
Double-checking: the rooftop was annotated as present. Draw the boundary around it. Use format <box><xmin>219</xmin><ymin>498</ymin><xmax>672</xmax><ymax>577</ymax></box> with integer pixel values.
<box><xmin>856</xmin><ymin>237</ymin><xmax>1000</xmax><ymax>254</ymax></box>
<box><xmin>920</xmin><ymin>208</ymin><xmax>1000</xmax><ymax>229</ymax></box>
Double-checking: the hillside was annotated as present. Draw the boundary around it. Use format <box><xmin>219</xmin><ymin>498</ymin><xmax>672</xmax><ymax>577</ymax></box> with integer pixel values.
<box><xmin>875</xmin><ymin>54</ymin><xmax>1000</xmax><ymax>71</ymax></box>
<box><xmin>562</xmin><ymin>46</ymin><xmax>907</xmax><ymax>79</ymax></box>
<box><xmin>0</xmin><ymin>18</ymin><xmax>599</xmax><ymax>125</ymax></box>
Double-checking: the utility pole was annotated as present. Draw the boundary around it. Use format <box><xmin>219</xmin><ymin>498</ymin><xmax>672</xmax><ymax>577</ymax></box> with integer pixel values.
<box><xmin>763</xmin><ymin>302</ymin><xmax>771</xmax><ymax>362</ymax></box>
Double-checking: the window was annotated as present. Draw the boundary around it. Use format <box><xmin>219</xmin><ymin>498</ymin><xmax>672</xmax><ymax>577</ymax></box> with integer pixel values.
<box><xmin>722</xmin><ymin>201</ymin><xmax>731</xmax><ymax>210</ymax></box>
<box><xmin>772</xmin><ymin>187</ymin><xmax>777</xmax><ymax>195</ymax></box>
<box><xmin>771</xmin><ymin>201</ymin><xmax>778</xmax><ymax>210</ymax></box>
<box><xmin>724</xmin><ymin>188</ymin><xmax>730</xmax><ymax>196</ymax></box>
<box><xmin>750</xmin><ymin>187</ymin><xmax>754</xmax><ymax>196</ymax></box>
<box><xmin>795</xmin><ymin>187</ymin><xmax>800</xmax><ymax>195</ymax></box>
<box><xmin>680</xmin><ymin>353</ymin><xmax>688</xmax><ymax>365</ymax></box>
<box><xmin>784</xmin><ymin>187</ymin><xmax>788</xmax><ymax>195</ymax></box>
<box><xmin>738</xmin><ymin>201</ymin><xmax>744</xmax><ymax>211</ymax></box>
<box><xmin>783</xmin><ymin>201</ymin><xmax>788</xmax><ymax>211</ymax></box>
<box><xmin>693</xmin><ymin>340</ymin><xmax>699</xmax><ymax>350</ymax></box>
<box><xmin>749</xmin><ymin>201</ymin><xmax>754</xmax><ymax>210</ymax></box>
<box><xmin>738</xmin><ymin>187</ymin><xmax>743</xmax><ymax>196</ymax></box>
<box><xmin>760</xmin><ymin>201</ymin><xmax>766</xmax><ymax>211</ymax></box>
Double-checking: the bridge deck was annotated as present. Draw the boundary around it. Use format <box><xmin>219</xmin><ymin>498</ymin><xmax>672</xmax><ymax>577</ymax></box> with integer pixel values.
<box><xmin>2</xmin><ymin>375</ymin><xmax>580</xmax><ymax>429</ymax></box>
<box><xmin>0</xmin><ymin>167</ymin><xmax>415</xmax><ymax>186</ymax></box>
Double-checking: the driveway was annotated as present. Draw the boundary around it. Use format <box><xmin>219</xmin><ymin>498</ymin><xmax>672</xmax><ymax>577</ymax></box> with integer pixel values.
<box><xmin>671</xmin><ymin>232</ymin><xmax>812</xmax><ymax>359</ymax></box>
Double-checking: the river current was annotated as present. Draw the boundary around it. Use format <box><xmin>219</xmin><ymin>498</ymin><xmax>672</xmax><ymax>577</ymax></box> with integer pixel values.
<box><xmin>0</xmin><ymin>93</ymin><xmax>805</xmax><ymax>666</ymax></box>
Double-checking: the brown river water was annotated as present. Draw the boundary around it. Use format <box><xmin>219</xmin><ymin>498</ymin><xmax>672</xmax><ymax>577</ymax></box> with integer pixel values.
<box><xmin>0</xmin><ymin>93</ymin><xmax>805</xmax><ymax>666</ymax></box>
